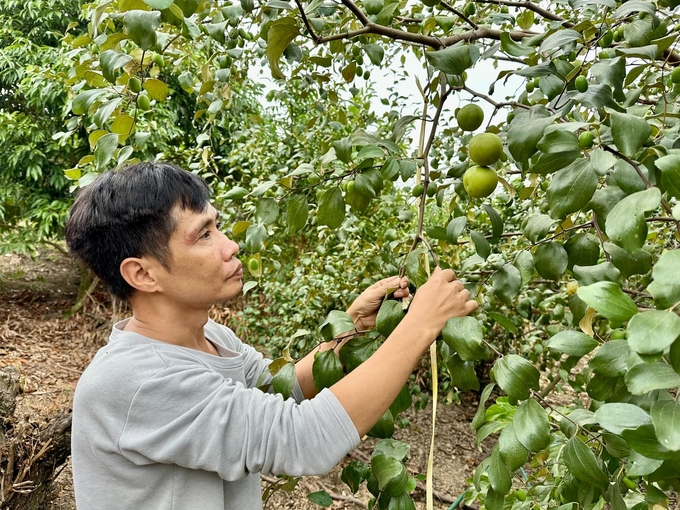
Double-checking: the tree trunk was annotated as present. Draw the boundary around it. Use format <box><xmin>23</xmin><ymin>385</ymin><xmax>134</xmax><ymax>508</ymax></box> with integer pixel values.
<box><xmin>0</xmin><ymin>367</ymin><xmax>72</xmax><ymax>510</ymax></box>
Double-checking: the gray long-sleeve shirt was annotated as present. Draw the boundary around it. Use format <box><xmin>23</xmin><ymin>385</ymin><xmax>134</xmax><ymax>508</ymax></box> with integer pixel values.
<box><xmin>71</xmin><ymin>319</ymin><xmax>361</xmax><ymax>510</ymax></box>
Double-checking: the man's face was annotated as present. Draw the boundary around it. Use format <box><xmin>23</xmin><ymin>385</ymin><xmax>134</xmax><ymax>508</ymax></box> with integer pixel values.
<box><xmin>155</xmin><ymin>203</ymin><xmax>243</xmax><ymax>308</ymax></box>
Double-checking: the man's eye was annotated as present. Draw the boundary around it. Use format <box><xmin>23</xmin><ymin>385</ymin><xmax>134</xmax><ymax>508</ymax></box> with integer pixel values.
<box><xmin>200</xmin><ymin>231</ymin><xmax>211</xmax><ymax>239</ymax></box>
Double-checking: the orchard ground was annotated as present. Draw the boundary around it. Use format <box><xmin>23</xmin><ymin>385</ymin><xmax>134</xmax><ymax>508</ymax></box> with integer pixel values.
<box><xmin>0</xmin><ymin>249</ymin><xmax>492</xmax><ymax>510</ymax></box>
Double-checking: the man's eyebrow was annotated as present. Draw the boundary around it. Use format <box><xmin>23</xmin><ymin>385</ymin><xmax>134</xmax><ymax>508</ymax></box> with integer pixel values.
<box><xmin>188</xmin><ymin>211</ymin><xmax>219</xmax><ymax>240</ymax></box>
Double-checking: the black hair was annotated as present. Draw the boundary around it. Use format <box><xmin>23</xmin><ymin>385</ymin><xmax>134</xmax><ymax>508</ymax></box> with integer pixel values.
<box><xmin>64</xmin><ymin>162</ymin><xmax>212</xmax><ymax>300</ymax></box>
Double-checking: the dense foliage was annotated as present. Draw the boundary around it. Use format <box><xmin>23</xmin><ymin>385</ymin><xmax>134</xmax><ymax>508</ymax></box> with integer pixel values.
<box><xmin>6</xmin><ymin>0</ymin><xmax>680</xmax><ymax>508</ymax></box>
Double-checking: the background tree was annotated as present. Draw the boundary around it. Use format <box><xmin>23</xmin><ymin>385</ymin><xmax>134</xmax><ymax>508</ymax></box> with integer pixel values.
<box><xmin>38</xmin><ymin>0</ymin><xmax>680</xmax><ymax>507</ymax></box>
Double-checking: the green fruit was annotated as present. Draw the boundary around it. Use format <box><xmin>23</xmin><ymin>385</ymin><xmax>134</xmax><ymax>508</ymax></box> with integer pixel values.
<box><xmin>422</xmin><ymin>0</ymin><xmax>440</xmax><ymax>7</ymax></box>
<box><xmin>463</xmin><ymin>165</ymin><xmax>499</xmax><ymax>198</ymax></box>
<box><xmin>346</xmin><ymin>180</ymin><xmax>356</xmax><ymax>193</ymax></box>
<box><xmin>307</xmin><ymin>173</ymin><xmax>321</xmax><ymax>185</ymax></box>
<box><xmin>599</xmin><ymin>30</ymin><xmax>613</xmax><ymax>47</ymax></box>
<box><xmin>427</xmin><ymin>181</ymin><xmax>437</xmax><ymax>197</ymax></box>
<box><xmin>248</xmin><ymin>258</ymin><xmax>260</xmax><ymax>273</ymax></box>
<box><xmin>137</xmin><ymin>94</ymin><xmax>151</xmax><ymax>111</ymax></box>
<box><xmin>456</xmin><ymin>103</ymin><xmax>484</xmax><ymax>131</ymax></box>
<box><xmin>516</xmin><ymin>489</ymin><xmax>527</xmax><ymax>501</ymax></box>
<box><xmin>672</xmin><ymin>66</ymin><xmax>680</xmax><ymax>84</ymax></box>
<box><xmin>241</xmin><ymin>0</ymin><xmax>255</xmax><ymax>12</ymax></box>
<box><xmin>463</xmin><ymin>2</ymin><xmax>475</xmax><ymax>16</ymax></box>
<box><xmin>526</xmin><ymin>81</ymin><xmax>535</xmax><ymax>93</ymax></box>
<box><xmin>501</xmin><ymin>5</ymin><xmax>509</xmax><ymax>13</ymax></box>
<box><xmin>128</xmin><ymin>77</ymin><xmax>142</xmax><ymax>93</ymax></box>
<box><xmin>468</xmin><ymin>132</ymin><xmax>503</xmax><ymax>166</ymax></box>
<box><xmin>579</xmin><ymin>131</ymin><xmax>595</xmax><ymax>149</ymax></box>
<box><xmin>622</xmin><ymin>477</ymin><xmax>637</xmax><ymax>490</ymax></box>
<box><xmin>411</xmin><ymin>183</ymin><xmax>424</xmax><ymax>197</ymax></box>
<box><xmin>365</xmin><ymin>0</ymin><xmax>384</xmax><ymax>15</ymax></box>
<box><xmin>575</xmin><ymin>75</ymin><xmax>589</xmax><ymax>93</ymax></box>
<box><xmin>611</xmin><ymin>329</ymin><xmax>627</xmax><ymax>340</ymax></box>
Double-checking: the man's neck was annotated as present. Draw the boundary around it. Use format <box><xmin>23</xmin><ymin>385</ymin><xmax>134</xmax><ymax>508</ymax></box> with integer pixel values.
<box><xmin>123</xmin><ymin>297</ymin><xmax>215</xmax><ymax>354</ymax></box>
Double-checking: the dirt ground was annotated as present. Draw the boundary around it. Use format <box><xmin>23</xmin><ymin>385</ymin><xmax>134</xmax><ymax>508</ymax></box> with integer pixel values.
<box><xmin>0</xmin><ymin>250</ymin><xmax>491</xmax><ymax>509</ymax></box>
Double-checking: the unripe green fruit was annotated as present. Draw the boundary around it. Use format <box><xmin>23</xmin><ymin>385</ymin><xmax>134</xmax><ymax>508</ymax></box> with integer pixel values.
<box><xmin>516</xmin><ymin>489</ymin><xmax>527</xmax><ymax>501</ymax></box>
<box><xmin>468</xmin><ymin>132</ymin><xmax>503</xmax><ymax>166</ymax></box>
<box><xmin>248</xmin><ymin>258</ymin><xmax>260</xmax><ymax>273</ymax></box>
<box><xmin>622</xmin><ymin>477</ymin><xmax>637</xmax><ymax>490</ymax></box>
<box><xmin>427</xmin><ymin>181</ymin><xmax>437</xmax><ymax>197</ymax></box>
<box><xmin>599</xmin><ymin>30</ymin><xmax>613</xmax><ymax>47</ymax></box>
<box><xmin>137</xmin><ymin>94</ymin><xmax>151</xmax><ymax>111</ymax></box>
<box><xmin>421</xmin><ymin>0</ymin><xmax>440</xmax><ymax>7</ymax></box>
<box><xmin>307</xmin><ymin>173</ymin><xmax>321</xmax><ymax>185</ymax></box>
<box><xmin>128</xmin><ymin>77</ymin><xmax>142</xmax><ymax>93</ymax></box>
<box><xmin>579</xmin><ymin>131</ymin><xmax>595</xmax><ymax>149</ymax></box>
<box><xmin>526</xmin><ymin>81</ymin><xmax>535</xmax><ymax>93</ymax></box>
<box><xmin>575</xmin><ymin>75</ymin><xmax>589</xmax><ymax>93</ymax></box>
<box><xmin>501</xmin><ymin>5</ymin><xmax>508</xmax><ymax>12</ymax></box>
<box><xmin>463</xmin><ymin>2</ymin><xmax>475</xmax><ymax>16</ymax></box>
<box><xmin>672</xmin><ymin>66</ymin><xmax>680</xmax><ymax>84</ymax></box>
<box><xmin>456</xmin><ymin>103</ymin><xmax>484</xmax><ymax>131</ymax></box>
<box><xmin>346</xmin><ymin>180</ymin><xmax>356</xmax><ymax>193</ymax></box>
<box><xmin>463</xmin><ymin>165</ymin><xmax>498</xmax><ymax>198</ymax></box>
<box><xmin>411</xmin><ymin>183</ymin><xmax>424</xmax><ymax>197</ymax></box>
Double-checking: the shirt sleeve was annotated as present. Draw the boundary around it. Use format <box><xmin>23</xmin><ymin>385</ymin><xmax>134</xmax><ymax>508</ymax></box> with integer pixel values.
<box><xmin>117</xmin><ymin>365</ymin><xmax>360</xmax><ymax>481</ymax></box>
<box><xmin>207</xmin><ymin>321</ymin><xmax>306</xmax><ymax>403</ymax></box>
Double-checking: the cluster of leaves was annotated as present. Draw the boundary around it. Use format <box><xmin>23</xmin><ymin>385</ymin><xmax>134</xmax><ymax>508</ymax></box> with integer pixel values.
<box><xmin>51</xmin><ymin>0</ymin><xmax>680</xmax><ymax>507</ymax></box>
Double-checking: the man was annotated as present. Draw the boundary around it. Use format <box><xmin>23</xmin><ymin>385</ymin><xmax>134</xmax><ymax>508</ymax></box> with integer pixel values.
<box><xmin>65</xmin><ymin>161</ymin><xmax>477</xmax><ymax>509</ymax></box>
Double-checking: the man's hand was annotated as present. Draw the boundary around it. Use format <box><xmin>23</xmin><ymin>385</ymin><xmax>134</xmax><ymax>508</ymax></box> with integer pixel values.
<box><xmin>347</xmin><ymin>275</ymin><xmax>410</xmax><ymax>331</ymax></box>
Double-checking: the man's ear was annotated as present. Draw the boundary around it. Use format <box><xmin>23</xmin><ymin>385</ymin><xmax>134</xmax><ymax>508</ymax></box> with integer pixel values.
<box><xmin>120</xmin><ymin>257</ymin><xmax>163</xmax><ymax>293</ymax></box>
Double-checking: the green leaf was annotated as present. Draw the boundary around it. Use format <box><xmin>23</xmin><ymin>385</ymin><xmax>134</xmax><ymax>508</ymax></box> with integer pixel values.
<box><xmin>491</xmin><ymin>354</ymin><xmax>540</xmax><ymax>401</ymax></box>
<box><xmin>524</xmin><ymin>214</ymin><xmax>553</xmax><ymax>243</ymax></box>
<box><xmin>482</xmin><ymin>204</ymin><xmax>504</xmax><ymax>240</ymax></box>
<box><xmin>472</xmin><ymin>383</ymin><xmax>495</xmax><ymax>430</ymax></box>
<box><xmin>363</xmin><ymin>43</ymin><xmax>384</xmax><ymax>65</ymax></box>
<box><xmin>386</xmin><ymin>493</ymin><xmax>416</xmax><ymax>510</ymax></box>
<box><xmin>484</xmin><ymin>488</ymin><xmax>505</xmax><ymax>510</ymax></box>
<box><xmin>587</xmin><ymin>373</ymin><xmax>621</xmax><ymax>401</ymax></box>
<box><xmin>492</xmin><ymin>264</ymin><xmax>521</xmax><ymax>305</ymax></box>
<box><xmin>425</xmin><ymin>42</ymin><xmax>479</xmax><ymax>76</ymax></box>
<box><xmin>534</xmin><ymin>241</ymin><xmax>568</xmax><ymax>281</ymax></box>
<box><xmin>319</xmin><ymin>310</ymin><xmax>354</xmax><ymax>342</ymax></box>
<box><xmin>547</xmin><ymin>158</ymin><xmax>598</xmax><ymax>219</ymax></box>
<box><xmin>225</xmin><ymin>187</ymin><xmax>249</xmax><ymax>200</ymax></box>
<box><xmin>563</xmin><ymin>436</ymin><xmax>610</xmax><ymax>486</ymax></box>
<box><xmin>627</xmin><ymin>310</ymin><xmax>680</xmax><ymax>355</ymax></box>
<box><xmin>245</xmin><ymin>223</ymin><xmax>267</xmax><ymax>253</ymax></box>
<box><xmin>312</xmin><ymin>350</ymin><xmax>344</xmax><ymax>391</ymax></box>
<box><xmin>389</xmin><ymin>385</ymin><xmax>413</xmax><ymax>417</ymax></box>
<box><xmin>621</xmin><ymin>423</ymin><xmax>673</xmax><ymax>460</ymax></box>
<box><xmin>356</xmin><ymin>144</ymin><xmax>383</xmax><ymax>162</ymax></box>
<box><xmin>100</xmin><ymin>50</ymin><xmax>133</xmax><ymax>83</ymax></box>
<box><xmin>655</xmin><ymin>152</ymin><xmax>680</xmax><ymax>199</ymax></box>
<box><xmin>605</xmin><ymin>187</ymin><xmax>661</xmax><ymax>253</ymax></box>
<box><xmin>371</xmin><ymin>454</ymin><xmax>407</xmax><ymax>495</ymax></box>
<box><xmin>93</xmin><ymin>98</ymin><xmax>123</xmax><ymax>128</ymax></box>
<box><xmin>72</xmin><ymin>89</ymin><xmax>107</xmax><ymax>115</ymax></box>
<box><xmin>565</xmin><ymin>233</ymin><xmax>600</xmax><ymax>270</ymax></box>
<box><xmin>142</xmin><ymin>0</ymin><xmax>174</xmax><ymax>8</ymax></box>
<box><xmin>373</xmin><ymin>439</ymin><xmax>411</xmax><ymax>461</ymax></box>
<box><xmin>255</xmin><ymin>198</ymin><xmax>279</xmax><ymax>225</ymax></box>
<box><xmin>594</xmin><ymin>403</ymin><xmax>652</xmax><ymax>435</ymax></box>
<box><xmin>546</xmin><ymin>330</ymin><xmax>598</xmax><ymax>357</ymax></box>
<box><xmin>604</xmin><ymin>242</ymin><xmax>652</xmax><ymax>279</ymax></box>
<box><xmin>487</xmin><ymin>311</ymin><xmax>517</xmax><ymax>334</ymax></box>
<box><xmin>404</xmin><ymin>249</ymin><xmax>428</xmax><ymax>288</ymax></box>
<box><xmin>625</xmin><ymin>362</ymin><xmax>680</xmax><ymax>395</ymax></box>
<box><xmin>651</xmin><ymin>400</ymin><xmax>680</xmax><ymax>451</ymax></box>
<box><xmin>537</xmin><ymin>129</ymin><xmax>579</xmax><ymax>153</ymax></box>
<box><xmin>271</xmin><ymin>361</ymin><xmax>296</xmax><ymax>399</ymax></box>
<box><xmin>573</xmin><ymin>262</ymin><xmax>622</xmax><ymax>287</ymax></box>
<box><xmin>470</xmin><ymin>230</ymin><xmax>491</xmax><ymax>260</ymax></box>
<box><xmin>367</xmin><ymin>409</ymin><xmax>394</xmax><ymax>439</ymax></box>
<box><xmin>538</xmin><ymin>29</ymin><xmax>582</xmax><ymax>53</ymax></box>
<box><xmin>317</xmin><ymin>187</ymin><xmax>345</xmax><ymax>229</ymax></box>
<box><xmin>648</xmin><ymin>250</ymin><xmax>680</xmax><ymax>309</ymax></box>
<box><xmin>266</xmin><ymin>18</ymin><xmax>300</xmax><ymax>80</ymax></box>
<box><xmin>445</xmin><ymin>352</ymin><xmax>480</xmax><ymax>391</ymax></box>
<box><xmin>339</xmin><ymin>337</ymin><xmax>379</xmax><ymax>372</ymax></box>
<box><xmin>574</xmin><ymin>84</ymin><xmax>625</xmax><ymax>112</ymax></box>
<box><xmin>95</xmin><ymin>132</ymin><xmax>119</xmax><ymax>170</ymax></box>
<box><xmin>143</xmin><ymin>78</ymin><xmax>169</xmax><ymax>101</ymax></box>
<box><xmin>341</xmin><ymin>461</ymin><xmax>370</xmax><ymax>494</ymax></box>
<box><xmin>124</xmin><ymin>10</ymin><xmax>161</xmax><ymax>50</ymax></box>
<box><xmin>497</xmin><ymin>423</ymin><xmax>529</xmax><ymax>471</ymax></box>
<box><xmin>489</xmin><ymin>446</ymin><xmax>513</xmax><ymax>495</ymax></box>
<box><xmin>577</xmin><ymin>282</ymin><xmax>638</xmax><ymax>322</ymax></box>
<box><xmin>375</xmin><ymin>300</ymin><xmax>404</xmax><ymax>338</ymax></box>
<box><xmin>446</xmin><ymin>216</ymin><xmax>466</xmax><ymax>244</ymax></box>
<box><xmin>608</xmin><ymin>109</ymin><xmax>652</xmax><ymax>158</ymax></box>
<box><xmin>306</xmin><ymin>490</ymin><xmax>332</xmax><ymax>507</ymax></box>
<box><xmin>507</xmin><ymin>107</ymin><xmax>556</xmax><ymax>162</ymax></box>
<box><xmin>627</xmin><ymin>451</ymin><xmax>664</xmax><ymax>476</ymax></box>
<box><xmin>531</xmin><ymin>150</ymin><xmax>579</xmax><ymax>175</ymax></box>
<box><xmin>441</xmin><ymin>316</ymin><xmax>487</xmax><ymax>361</ymax></box>
<box><xmin>500</xmin><ymin>32</ymin><xmax>534</xmax><ymax>56</ymax></box>
<box><xmin>589</xmin><ymin>340</ymin><xmax>629</xmax><ymax>377</ymax></box>
<box><xmin>513</xmin><ymin>398</ymin><xmax>550</xmax><ymax>452</ymax></box>
<box><xmin>514</xmin><ymin>251</ymin><xmax>534</xmax><ymax>286</ymax></box>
